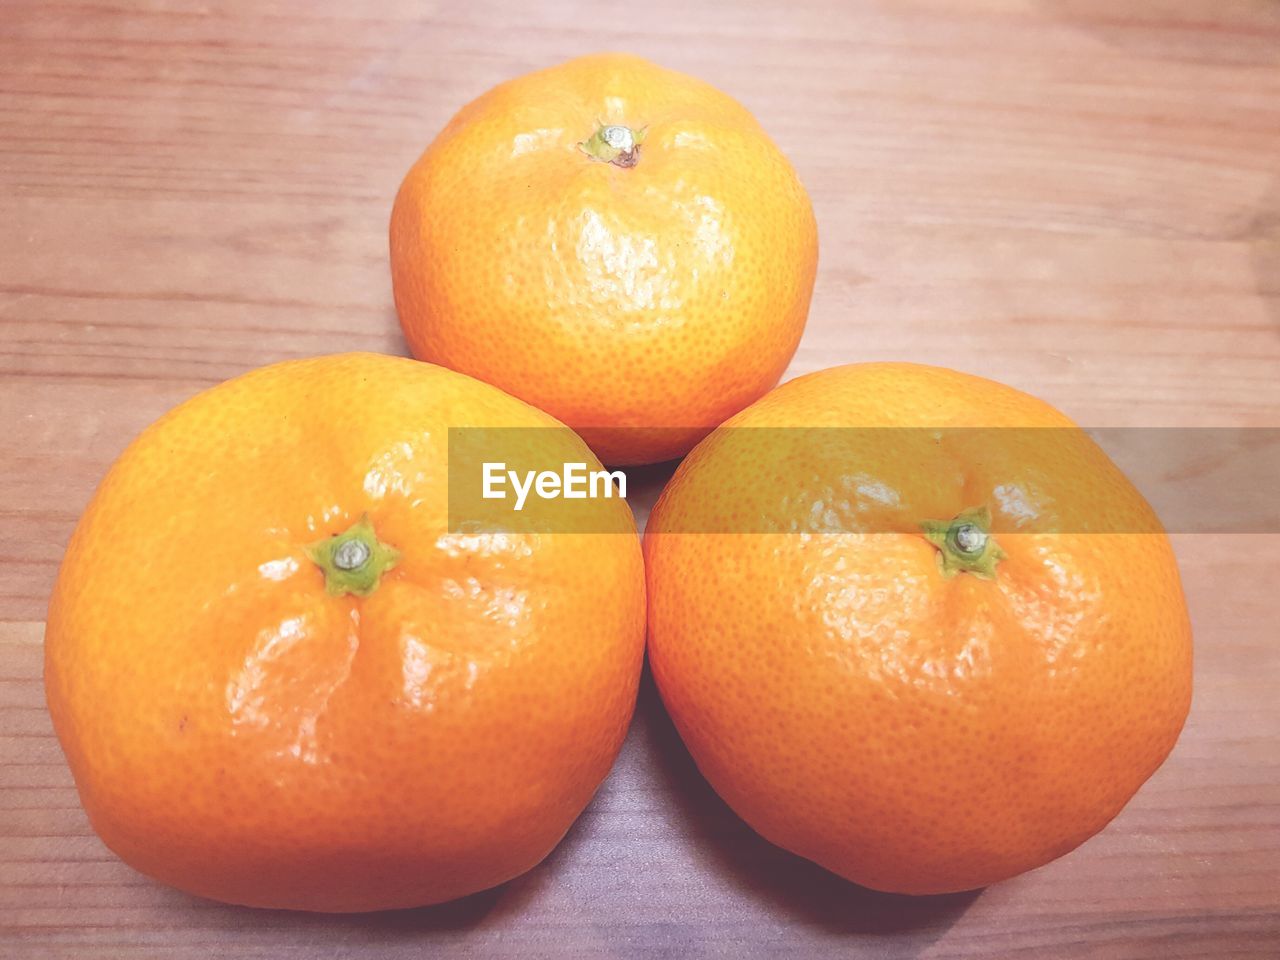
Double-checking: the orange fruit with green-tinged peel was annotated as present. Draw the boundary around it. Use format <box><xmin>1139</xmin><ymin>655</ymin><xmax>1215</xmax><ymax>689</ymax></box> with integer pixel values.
<box><xmin>644</xmin><ymin>362</ymin><xmax>1193</xmax><ymax>894</ymax></box>
<box><xmin>45</xmin><ymin>352</ymin><xmax>646</xmax><ymax>912</ymax></box>
<box><xmin>390</xmin><ymin>52</ymin><xmax>818</xmax><ymax>465</ymax></box>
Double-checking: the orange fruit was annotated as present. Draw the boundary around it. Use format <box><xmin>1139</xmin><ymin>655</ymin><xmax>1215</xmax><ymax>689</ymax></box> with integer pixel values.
<box><xmin>644</xmin><ymin>362</ymin><xmax>1193</xmax><ymax>895</ymax></box>
<box><xmin>44</xmin><ymin>353</ymin><xmax>646</xmax><ymax>912</ymax></box>
<box><xmin>390</xmin><ymin>53</ymin><xmax>818</xmax><ymax>466</ymax></box>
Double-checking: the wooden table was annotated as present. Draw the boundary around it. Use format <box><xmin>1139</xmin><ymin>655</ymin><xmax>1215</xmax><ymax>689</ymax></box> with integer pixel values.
<box><xmin>3</xmin><ymin>1</ymin><xmax>1278</xmax><ymax>956</ymax></box>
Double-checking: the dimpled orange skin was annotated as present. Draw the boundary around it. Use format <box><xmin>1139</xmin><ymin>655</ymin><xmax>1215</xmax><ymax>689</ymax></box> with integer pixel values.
<box><xmin>44</xmin><ymin>353</ymin><xmax>646</xmax><ymax>912</ymax></box>
<box><xmin>390</xmin><ymin>53</ymin><xmax>819</xmax><ymax>466</ymax></box>
<box><xmin>644</xmin><ymin>363</ymin><xmax>1193</xmax><ymax>895</ymax></box>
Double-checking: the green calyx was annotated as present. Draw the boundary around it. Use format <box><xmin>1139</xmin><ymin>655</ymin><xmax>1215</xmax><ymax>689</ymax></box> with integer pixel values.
<box><xmin>578</xmin><ymin>123</ymin><xmax>646</xmax><ymax>167</ymax></box>
<box><xmin>920</xmin><ymin>506</ymin><xmax>1005</xmax><ymax>580</ymax></box>
<box><xmin>305</xmin><ymin>514</ymin><xmax>400</xmax><ymax>597</ymax></box>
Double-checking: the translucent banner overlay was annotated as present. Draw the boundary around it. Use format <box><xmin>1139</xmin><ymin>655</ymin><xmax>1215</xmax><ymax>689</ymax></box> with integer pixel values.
<box><xmin>448</xmin><ymin>427</ymin><xmax>1280</xmax><ymax>534</ymax></box>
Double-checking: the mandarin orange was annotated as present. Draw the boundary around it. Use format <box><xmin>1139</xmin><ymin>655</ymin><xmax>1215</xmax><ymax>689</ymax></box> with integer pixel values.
<box><xmin>390</xmin><ymin>53</ymin><xmax>818</xmax><ymax>465</ymax></box>
<box><xmin>45</xmin><ymin>353</ymin><xmax>645</xmax><ymax>912</ymax></box>
<box><xmin>644</xmin><ymin>362</ymin><xmax>1193</xmax><ymax>894</ymax></box>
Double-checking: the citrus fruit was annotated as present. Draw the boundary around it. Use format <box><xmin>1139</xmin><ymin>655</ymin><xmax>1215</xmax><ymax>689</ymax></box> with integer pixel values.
<box><xmin>644</xmin><ymin>362</ymin><xmax>1193</xmax><ymax>894</ymax></box>
<box><xmin>390</xmin><ymin>52</ymin><xmax>818</xmax><ymax>465</ymax></box>
<box><xmin>44</xmin><ymin>353</ymin><xmax>646</xmax><ymax>912</ymax></box>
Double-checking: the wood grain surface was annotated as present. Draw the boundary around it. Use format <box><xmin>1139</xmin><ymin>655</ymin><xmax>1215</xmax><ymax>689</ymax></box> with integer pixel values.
<box><xmin>3</xmin><ymin>0</ymin><xmax>1279</xmax><ymax>957</ymax></box>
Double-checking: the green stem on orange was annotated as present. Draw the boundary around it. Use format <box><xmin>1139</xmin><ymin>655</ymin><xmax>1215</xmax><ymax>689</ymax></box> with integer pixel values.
<box><xmin>577</xmin><ymin>123</ymin><xmax>647</xmax><ymax>167</ymax></box>
<box><xmin>305</xmin><ymin>514</ymin><xmax>400</xmax><ymax>597</ymax></box>
<box><xmin>920</xmin><ymin>506</ymin><xmax>1005</xmax><ymax>580</ymax></box>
